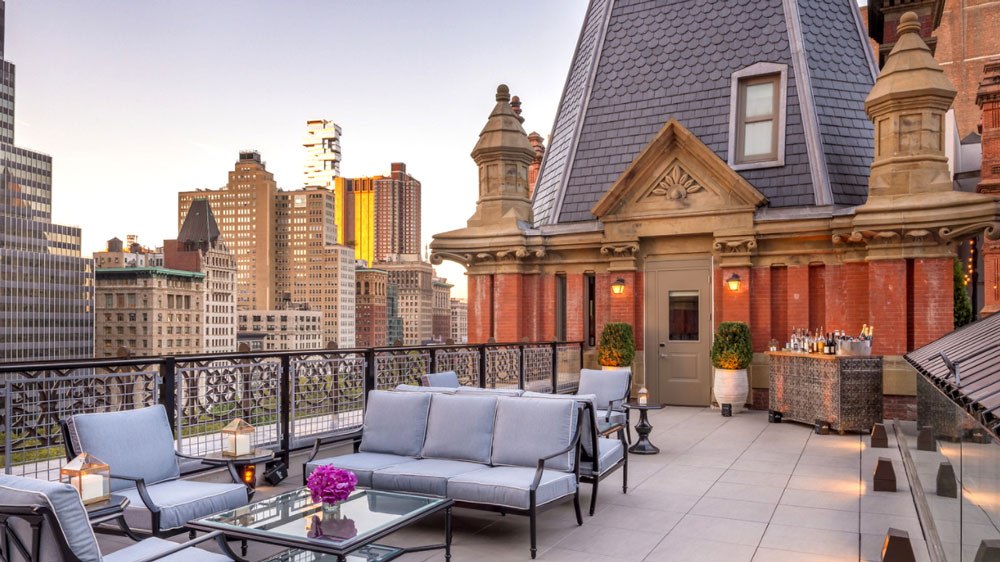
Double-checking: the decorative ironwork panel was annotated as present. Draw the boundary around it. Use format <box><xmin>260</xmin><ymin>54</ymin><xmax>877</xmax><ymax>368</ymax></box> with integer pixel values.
<box><xmin>556</xmin><ymin>344</ymin><xmax>582</xmax><ymax>393</ymax></box>
<box><xmin>373</xmin><ymin>349</ymin><xmax>430</xmax><ymax>390</ymax></box>
<box><xmin>485</xmin><ymin>346</ymin><xmax>520</xmax><ymax>389</ymax></box>
<box><xmin>432</xmin><ymin>347</ymin><xmax>481</xmax><ymax>386</ymax></box>
<box><xmin>1</xmin><ymin>366</ymin><xmax>159</xmax><ymax>480</ymax></box>
<box><xmin>175</xmin><ymin>358</ymin><xmax>281</xmax><ymax>456</ymax></box>
<box><xmin>523</xmin><ymin>345</ymin><xmax>554</xmax><ymax>393</ymax></box>
<box><xmin>768</xmin><ymin>353</ymin><xmax>882</xmax><ymax>432</ymax></box>
<box><xmin>289</xmin><ymin>353</ymin><xmax>365</xmax><ymax>448</ymax></box>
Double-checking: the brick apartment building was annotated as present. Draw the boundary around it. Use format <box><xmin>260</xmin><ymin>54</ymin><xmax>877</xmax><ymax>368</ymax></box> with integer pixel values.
<box><xmin>432</xmin><ymin>0</ymin><xmax>1000</xmax><ymax>413</ymax></box>
<box><xmin>356</xmin><ymin>265</ymin><xmax>388</xmax><ymax>348</ymax></box>
<box><xmin>432</xmin><ymin>277</ymin><xmax>453</xmax><ymax>342</ymax></box>
<box><xmin>373</xmin><ymin>163</ymin><xmax>421</xmax><ymax>262</ymax></box>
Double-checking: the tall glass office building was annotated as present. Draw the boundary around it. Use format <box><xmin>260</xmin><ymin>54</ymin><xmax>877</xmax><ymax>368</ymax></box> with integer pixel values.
<box><xmin>0</xmin><ymin>0</ymin><xmax>94</xmax><ymax>362</ymax></box>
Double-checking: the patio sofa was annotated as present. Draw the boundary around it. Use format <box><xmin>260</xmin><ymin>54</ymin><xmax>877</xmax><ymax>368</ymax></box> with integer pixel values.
<box><xmin>304</xmin><ymin>390</ymin><xmax>583</xmax><ymax>558</ymax></box>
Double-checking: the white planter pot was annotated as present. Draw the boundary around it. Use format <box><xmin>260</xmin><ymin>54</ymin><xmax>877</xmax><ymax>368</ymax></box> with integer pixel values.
<box><xmin>601</xmin><ymin>366</ymin><xmax>631</xmax><ymax>373</ymax></box>
<box><xmin>713</xmin><ymin>368</ymin><xmax>748</xmax><ymax>412</ymax></box>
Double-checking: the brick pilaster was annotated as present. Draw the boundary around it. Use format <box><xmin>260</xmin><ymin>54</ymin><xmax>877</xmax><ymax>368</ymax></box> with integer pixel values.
<box><xmin>868</xmin><ymin>260</ymin><xmax>908</xmax><ymax>355</ymax></box>
<box><xmin>750</xmin><ymin>267</ymin><xmax>772</xmax><ymax>352</ymax></box>
<box><xmin>467</xmin><ymin>274</ymin><xmax>493</xmax><ymax>344</ymax></box>
<box><xmin>494</xmin><ymin>273</ymin><xmax>523</xmax><ymax>342</ymax></box>
<box><xmin>912</xmin><ymin>258</ymin><xmax>954</xmax><ymax>347</ymax></box>
<box><xmin>786</xmin><ymin>265</ymin><xmax>811</xmax><ymax>332</ymax></box>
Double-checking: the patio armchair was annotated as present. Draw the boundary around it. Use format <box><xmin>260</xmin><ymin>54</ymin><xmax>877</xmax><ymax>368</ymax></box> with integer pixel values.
<box><xmin>0</xmin><ymin>474</ymin><xmax>232</xmax><ymax>561</ymax></box>
<box><xmin>577</xmin><ymin>368</ymin><xmax>633</xmax><ymax>443</ymax></box>
<box><xmin>60</xmin><ymin>405</ymin><xmax>250</xmax><ymax>538</ymax></box>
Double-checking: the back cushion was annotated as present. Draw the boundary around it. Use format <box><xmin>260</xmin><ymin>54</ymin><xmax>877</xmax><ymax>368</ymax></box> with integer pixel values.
<box><xmin>578</xmin><ymin>369</ymin><xmax>630</xmax><ymax>410</ymax></box>
<box><xmin>421</xmin><ymin>371</ymin><xmax>461</xmax><ymax>388</ymax></box>
<box><xmin>395</xmin><ymin>384</ymin><xmax>457</xmax><ymax>394</ymax></box>
<box><xmin>521</xmin><ymin>392</ymin><xmax>598</xmax><ymax>456</ymax></box>
<box><xmin>421</xmin><ymin>394</ymin><xmax>498</xmax><ymax>463</ymax></box>
<box><xmin>0</xmin><ymin>475</ymin><xmax>101</xmax><ymax>562</ymax></box>
<box><xmin>359</xmin><ymin>391</ymin><xmax>432</xmax><ymax>457</ymax></box>
<box><xmin>491</xmin><ymin>397</ymin><xmax>578</xmax><ymax>471</ymax></box>
<box><xmin>455</xmin><ymin>387</ymin><xmax>524</xmax><ymax>397</ymax></box>
<box><xmin>69</xmin><ymin>405</ymin><xmax>180</xmax><ymax>492</ymax></box>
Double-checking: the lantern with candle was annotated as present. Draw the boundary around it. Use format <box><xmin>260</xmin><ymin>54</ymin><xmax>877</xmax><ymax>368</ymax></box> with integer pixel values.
<box><xmin>221</xmin><ymin>418</ymin><xmax>254</xmax><ymax>457</ymax></box>
<box><xmin>60</xmin><ymin>453</ymin><xmax>110</xmax><ymax>505</ymax></box>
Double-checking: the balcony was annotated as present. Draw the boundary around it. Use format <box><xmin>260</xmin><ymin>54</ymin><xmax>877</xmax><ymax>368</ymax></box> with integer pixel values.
<box><xmin>1</xmin><ymin>342</ymin><xmax>997</xmax><ymax>560</ymax></box>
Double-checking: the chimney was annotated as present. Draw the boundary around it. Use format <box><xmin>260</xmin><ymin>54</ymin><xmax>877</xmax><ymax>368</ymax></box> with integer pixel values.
<box><xmin>976</xmin><ymin>60</ymin><xmax>1000</xmax><ymax>195</ymax></box>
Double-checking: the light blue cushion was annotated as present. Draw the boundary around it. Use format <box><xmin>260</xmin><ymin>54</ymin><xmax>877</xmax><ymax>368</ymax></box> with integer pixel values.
<box><xmin>394</xmin><ymin>384</ymin><xmax>457</xmax><ymax>394</ymax></box>
<box><xmin>371</xmin><ymin>459</ymin><xmax>486</xmax><ymax>496</ymax></box>
<box><xmin>68</xmin><ymin>405</ymin><xmax>180</xmax><ymax>492</ymax></box>
<box><xmin>578</xmin><ymin>369</ymin><xmax>630</xmax><ymax>411</ymax></box>
<box><xmin>421</xmin><ymin>371</ymin><xmax>461</xmax><ymax>388</ymax></box>
<box><xmin>581</xmin><ymin>438</ymin><xmax>625</xmax><ymax>477</ymax></box>
<box><xmin>491</xmin><ymin>397</ymin><xmax>577</xmax><ymax>471</ymax></box>
<box><xmin>103</xmin><ymin>536</ymin><xmax>232</xmax><ymax>562</ymax></box>
<box><xmin>0</xmin><ymin>475</ymin><xmax>101</xmax><ymax>562</ymax></box>
<box><xmin>422</xmin><ymin>394</ymin><xmax>498</xmax><ymax>463</ymax></box>
<box><xmin>119</xmin><ymin>479</ymin><xmax>247</xmax><ymax>532</ymax></box>
<box><xmin>305</xmin><ymin>452</ymin><xmax>414</xmax><ymax>488</ymax></box>
<box><xmin>595</xmin><ymin>409</ymin><xmax>627</xmax><ymax>426</ymax></box>
<box><xmin>454</xmin><ymin>387</ymin><xmax>524</xmax><ymax>397</ymax></box>
<box><xmin>522</xmin><ymin>392</ymin><xmax>598</xmax><ymax>457</ymax></box>
<box><xmin>447</xmin><ymin>467</ymin><xmax>577</xmax><ymax>509</ymax></box>
<box><xmin>359</xmin><ymin>390</ymin><xmax>432</xmax><ymax>457</ymax></box>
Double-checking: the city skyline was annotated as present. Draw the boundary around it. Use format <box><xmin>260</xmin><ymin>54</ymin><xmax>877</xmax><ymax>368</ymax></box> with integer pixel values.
<box><xmin>5</xmin><ymin>1</ymin><xmax>589</xmax><ymax>298</ymax></box>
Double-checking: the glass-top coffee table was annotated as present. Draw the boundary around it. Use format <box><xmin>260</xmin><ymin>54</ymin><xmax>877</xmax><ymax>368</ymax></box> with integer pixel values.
<box><xmin>188</xmin><ymin>487</ymin><xmax>453</xmax><ymax>562</ymax></box>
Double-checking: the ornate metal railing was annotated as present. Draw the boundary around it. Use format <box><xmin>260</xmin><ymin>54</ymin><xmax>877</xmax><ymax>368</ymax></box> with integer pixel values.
<box><xmin>0</xmin><ymin>341</ymin><xmax>583</xmax><ymax>479</ymax></box>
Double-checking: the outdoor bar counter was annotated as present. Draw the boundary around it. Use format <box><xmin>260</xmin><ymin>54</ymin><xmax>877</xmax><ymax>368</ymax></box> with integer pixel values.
<box><xmin>767</xmin><ymin>351</ymin><xmax>883</xmax><ymax>433</ymax></box>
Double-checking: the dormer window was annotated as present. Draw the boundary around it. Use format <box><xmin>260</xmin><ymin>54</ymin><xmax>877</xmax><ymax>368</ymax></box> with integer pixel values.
<box><xmin>728</xmin><ymin>63</ymin><xmax>788</xmax><ymax>170</ymax></box>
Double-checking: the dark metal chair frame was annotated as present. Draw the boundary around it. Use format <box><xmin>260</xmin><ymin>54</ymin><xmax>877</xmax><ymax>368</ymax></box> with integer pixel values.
<box><xmin>58</xmin><ymin>418</ymin><xmax>253</xmax><ymax>541</ymax></box>
<box><xmin>578</xmin><ymin>401</ymin><xmax>629</xmax><ymax>516</ymax></box>
<box><xmin>304</xmin><ymin>407</ymin><xmax>586</xmax><ymax>559</ymax></box>
<box><xmin>0</xmin><ymin>503</ymin><xmax>228</xmax><ymax>562</ymax></box>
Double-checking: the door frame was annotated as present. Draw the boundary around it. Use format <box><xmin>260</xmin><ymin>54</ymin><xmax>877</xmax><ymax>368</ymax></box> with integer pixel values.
<box><xmin>643</xmin><ymin>256</ymin><xmax>714</xmax><ymax>405</ymax></box>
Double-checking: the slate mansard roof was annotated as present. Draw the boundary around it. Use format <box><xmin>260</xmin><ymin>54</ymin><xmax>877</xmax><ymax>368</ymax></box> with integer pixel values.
<box><xmin>531</xmin><ymin>0</ymin><xmax>877</xmax><ymax>225</ymax></box>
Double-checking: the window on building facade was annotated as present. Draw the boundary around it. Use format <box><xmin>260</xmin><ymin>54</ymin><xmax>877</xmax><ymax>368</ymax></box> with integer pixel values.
<box><xmin>728</xmin><ymin>62</ymin><xmax>787</xmax><ymax>169</ymax></box>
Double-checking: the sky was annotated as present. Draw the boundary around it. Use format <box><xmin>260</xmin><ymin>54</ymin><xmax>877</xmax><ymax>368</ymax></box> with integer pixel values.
<box><xmin>6</xmin><ymin>1</ymin><xmax>591</xmax><ymax>299</ymax></box>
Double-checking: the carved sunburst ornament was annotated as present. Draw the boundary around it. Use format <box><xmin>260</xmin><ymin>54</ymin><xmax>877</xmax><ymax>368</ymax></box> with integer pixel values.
<box><xmin>647</xmin><ymin>166</ymin><xmax>704</xmax><ymax>200</ymax></box>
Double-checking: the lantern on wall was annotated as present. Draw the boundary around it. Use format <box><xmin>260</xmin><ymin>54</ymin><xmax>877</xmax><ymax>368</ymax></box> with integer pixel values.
<box><xmin>222</xmin><ymin>418</ymin><xmax>254</xmax><ymax>457</ymax></box>
<box><xmin>610</xmin><ymin>278</ymin><xmax>626</xmax><ymax>295</ymax></box>
<box><xmin>726</xmin><ymin>273</ymin><xmax>742</xmax><ymax>292</ymax></box>
<box><xmin>60</xmin><ymin>453</ymin><xmax>110</xmax><ymax>505</ymax></box>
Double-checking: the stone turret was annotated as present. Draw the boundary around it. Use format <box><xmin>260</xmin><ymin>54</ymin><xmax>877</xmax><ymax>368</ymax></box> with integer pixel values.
<box><xmin>977</xmin><ymin>60</ymin><xmax>1000</xmax><ymax>195</ymax></box>
<box><xmin>466</xmin><ymin>85</ymin><xmax>536</xmax><ymax>229</ymax></box>
<box><xmin>864</xmin><ymin>12</ymin><xmax>957</xmax><ymax>200</ymax></box>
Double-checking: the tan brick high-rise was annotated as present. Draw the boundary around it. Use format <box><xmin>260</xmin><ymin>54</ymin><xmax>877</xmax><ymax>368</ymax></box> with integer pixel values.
<box><xmin>375</xmin><ymin>163</ymin><xmax>421</xmax><ymax>261</ymax></box>
<box><xmin>178</xmin><ymin>151</ymin><xmax>277</xmax><ymax>310</ymax></box>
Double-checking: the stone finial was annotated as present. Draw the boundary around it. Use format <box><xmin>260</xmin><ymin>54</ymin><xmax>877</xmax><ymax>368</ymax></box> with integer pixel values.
<box><xmin>510</xmin><ymin>95</ymin><xmax>524</xmax><ymax>124</ymax></box>
<box><xmin>897</xmin><ymin>11</ymin><xmax>921</xmax><ymax>36</ymax></box>
<box><xmin>496</xmin><ymin>84</ymin><xmax>511</xmax><ymax>103</ymax></box>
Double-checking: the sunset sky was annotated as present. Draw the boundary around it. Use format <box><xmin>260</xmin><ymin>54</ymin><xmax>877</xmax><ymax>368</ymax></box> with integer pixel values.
<box><xmin>7</xmin><ymin>1</ymin><xmax>590</xmax><ymax>297</ymax></box>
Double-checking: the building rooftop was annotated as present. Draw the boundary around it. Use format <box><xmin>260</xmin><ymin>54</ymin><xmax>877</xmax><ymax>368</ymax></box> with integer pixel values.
<box><xmin>532</xmin><ymin>0</ymin><xmax>877</xmax><ymax>225</ymax></box>
<box><xmin>95</xmin><ymin>266</ymin><xmax>205</xmax><ymax>279</ymax></box>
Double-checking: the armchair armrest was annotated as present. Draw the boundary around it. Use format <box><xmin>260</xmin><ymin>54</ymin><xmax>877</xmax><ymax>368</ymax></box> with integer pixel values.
<box><xmin>174</xmin><ymin>451</ymin><xmax>244</xmax><ymax>485</ymax></box>
<box><xmin>131</xmin><ymin>530</ymin><xmax>242</xmax><ymax>562</ymax></box>
<box><xmin>531</xmin><ymin>426</ymin><xmax>583</xmax><ymax>491</ymax></box>
<box><xmin>305</xmin><ymin>430</ymin><xmax>363</xmax><ymax>464</ymax></box>
<box><xmin>109</xmin><ymin>474</ymin><xmax>159</xmax><ymax>513</ymax></box>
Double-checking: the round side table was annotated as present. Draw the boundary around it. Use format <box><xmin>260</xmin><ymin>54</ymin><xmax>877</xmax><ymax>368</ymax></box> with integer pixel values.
<box><xmin>201</xmin><ymin>448</ymin><xmax>274</xmax><ymax>489</ymax></box>
<box><xmin>623</xmin><ymin>402</ymin><xmax>665</xmax><ymax>454</ymax></box>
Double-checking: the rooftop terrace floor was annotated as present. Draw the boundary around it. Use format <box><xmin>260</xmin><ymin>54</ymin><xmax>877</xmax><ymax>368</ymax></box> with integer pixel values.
<box><xmin>98</xmin><ymin>407</ymin><xmax>928</xmax><ymax>561</ymax></box>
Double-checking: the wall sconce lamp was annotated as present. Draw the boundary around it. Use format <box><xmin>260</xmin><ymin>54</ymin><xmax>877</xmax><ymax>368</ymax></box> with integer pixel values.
<box><xmin>726</xmin><ymin>273</ymin><xmax>742</xmax><ymax>292</ymax></box>
<box><xmin>611</xmin><ymin>277</ymin><xmax>626</xmax><ymax>295</ymax></box>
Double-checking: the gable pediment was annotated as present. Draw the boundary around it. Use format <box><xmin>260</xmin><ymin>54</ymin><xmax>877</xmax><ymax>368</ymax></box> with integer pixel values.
<box><xmin>592</xmin><ymin>119</ymin><xmax>767</xmax><ymax>221</ymax></box>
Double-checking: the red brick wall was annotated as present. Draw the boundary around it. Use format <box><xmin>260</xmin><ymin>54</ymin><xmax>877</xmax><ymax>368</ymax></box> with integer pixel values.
<box><xmin>985</xmin><ymin>239</ymin><xmax>1000</xmax><ymax>317</ymax></box>
<box><xmin>719</xmin><ymin>266</ymin><xmax>751</xmax><ymax>326</ymax></box>
<box><xmin>911</xmin><ymin>258</ymin><xmax>954</xmax><ymax>347</ymax></box>
<box><xmin>566</xmin><ymin>274</ymin><xmax>585</xmax><ymax>342</ymax></box>
<box><xmin>467</xmin><ymin>275</ymin><xmax>492</xmax><ymax>343</ymax></box>
<box><xmin>537</xmin><ymin>274</ymin><xmax>556</xmax><ymax>342</ymax></box>
<box><xmin>808</xmin><ymin>264</ymin><xmax>826</xmax><ymax>331</ymax></box>
<box><xmin>494</xmin><ymin>273</ymin><xmax>523</xmax><ymax>342</ymax></box>
<box><xmin>750</xmin><ymin>267</ymin><xmax>772</xmax><ymax>352</ymax></box>
<box><xmin>884</xmin><ymin>395</ymin><xmax>917</xmax><ymax>421</ymax></box>
<box><xmin>869</xmin><ymin>260</ymin><xmax>908</xmax><ymax>355</ymax></box>
<box><xmin>787</xmin><ymin>265</ymin><xmax>811</xmax><ymax>333</ymax></box>
<box><xmin>771</xmin><ymin>266</ymin><xmax>789</xmax><ymax>345</ymax></box>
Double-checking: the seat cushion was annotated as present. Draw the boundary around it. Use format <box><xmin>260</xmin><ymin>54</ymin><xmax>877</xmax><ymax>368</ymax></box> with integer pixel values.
<box><xmin>305</xmin><ymin>452</ymin><xmax>414</xmax><ymax>488</ymax></box>
<box><xmin>595</xmin><ymin>409</ymin><xmax>627</xmax><ymax>426</ymax></box>
<box><xmin>359</xmin><ymin>390</ymin><xmax>432</xmax><ymax>457</ymax></box>
<box><xmin>371</xmin><ymin>459</ymin><xmax>486</xmax><ymax>496</ymax></box>
<box><xmin>119</xmin><ymin>479</ymin><xmax>247</xmax><ymax>532</ymax></box>
<box><xmin>492</xmin><ymin>397</ymin><xmax>577</xmax><ymax>471</ymax></box>
<box><xmin>395</xmin><ymin>384</ymin><xmax>457</xmax><ymax>394</ymax></box>
<box><xmin>421</xmin><ymin>371</ymin><xmax>461</xmax><ymax>388</ymax></box>
<box><xmin>68</xmin><ymin>405</ymin><xmax>180</xmax><ymax>492</ymax></box>
<box><xmin>422</xmin><ymin>393</ymin><xmax>498</xmax><ymax>463</ymax></box>
<box><xmin>0</xmin><ymin>475</ymin><xmax>101</xmax><ymax>562</ymax></box>
<box><xmin>447</xmin><ymin>467</ymin><xmax>577</xmax><ymax>510</ymax></box>
<box><xmin>579</xmin><ymin>369</ymin><xmax>630</xmax><ymax>411</ymax></box>
<box><xmin>581</xmin><ymin>438</ymin><xmax>625</xmax><ymax>476</ymax></box>
<box><xmin>103</xmin><ymin>536</ymin><xmax>232</xmax><ymax>562</ymax></box>
<box><xmin>454</xmin><ymin>387</ymin><xmax>523</xmax><ymax>397</ymax></box>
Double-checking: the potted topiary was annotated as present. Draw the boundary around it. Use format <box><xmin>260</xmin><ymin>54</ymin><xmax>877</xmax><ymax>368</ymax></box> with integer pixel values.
<box><xmin>711</xmin><ymin>321</ymin><xmax>753</xmax><ymax>413</ymax></box>
<box><xmin>598</xmin><ymin>322</ymin><xmax>635</xmax><ymax>372</ymax></box>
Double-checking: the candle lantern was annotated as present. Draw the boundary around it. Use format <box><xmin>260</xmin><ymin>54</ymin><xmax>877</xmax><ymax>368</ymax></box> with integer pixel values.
<box><xmin>60</xmin><ymin>453</ymin><xmax>110</xmax><ymax>505</ymax></box>
<box><xmin>222</xmin><ymin>418</ymin><xmax>254</xmax><ymax>457</ymax></box>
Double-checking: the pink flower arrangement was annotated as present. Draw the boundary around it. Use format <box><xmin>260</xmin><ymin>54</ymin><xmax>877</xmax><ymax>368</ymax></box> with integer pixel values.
<box><xmin>306</xmin><ymin>465</ymin><xmax>358</xmax><ymax>505</ymax></box>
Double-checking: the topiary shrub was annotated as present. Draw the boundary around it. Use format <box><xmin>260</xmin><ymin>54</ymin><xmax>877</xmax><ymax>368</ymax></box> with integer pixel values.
<box><xmin>711</xmin><ymin>321</ymin><xmax>753</xmax><ymax>370</ymax></box>
<box><xmin>598</xmin><ymin>322</ymin><xmax>635</xmax><ymax>367</ymax></box>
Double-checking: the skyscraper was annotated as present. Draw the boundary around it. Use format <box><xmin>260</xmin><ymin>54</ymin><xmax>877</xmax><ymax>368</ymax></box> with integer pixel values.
<box><xmin>303</xmin><ymin>119</ymin><xmax>341</xmax><ymax>189</ymax></box>
<box><xmin>0</xmin><ymin>1</ymin><xmax>94</xmax><ymax>362</ymax></box>
<box><xmin>374</xmin><ymin>163</ymin><xmax>421</xmax><ymax>261</ymax></box>
<box><xmin>334</xmin><ymin>176</ymin><xmax>379</xmax><ymax>265</ymax></box>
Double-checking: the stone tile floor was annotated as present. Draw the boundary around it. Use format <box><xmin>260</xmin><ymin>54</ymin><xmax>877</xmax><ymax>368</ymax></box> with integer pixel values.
<box><xmin>98</xmin><ymin>407</ymin><xmax>929</xmax><ymax>561</ymax></box>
